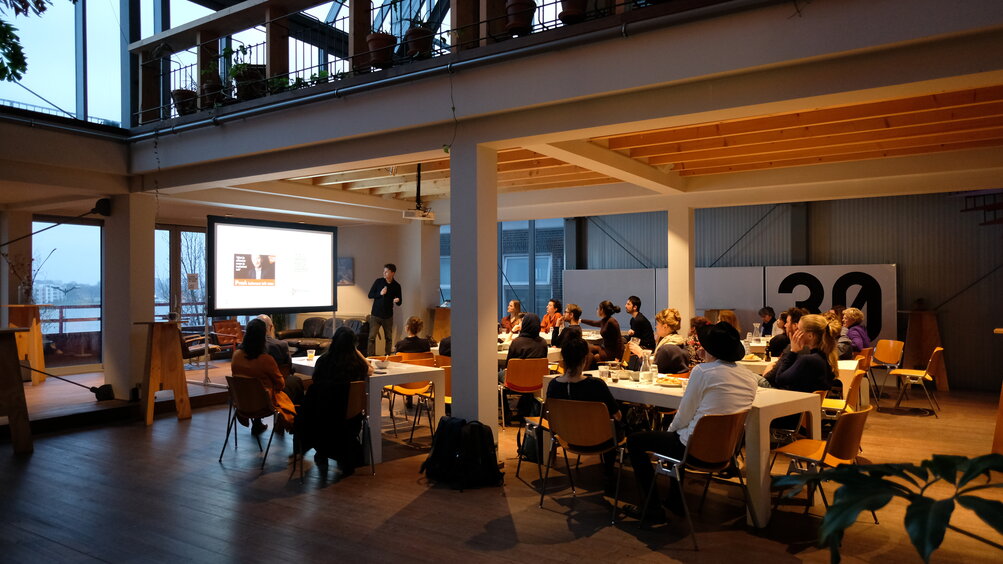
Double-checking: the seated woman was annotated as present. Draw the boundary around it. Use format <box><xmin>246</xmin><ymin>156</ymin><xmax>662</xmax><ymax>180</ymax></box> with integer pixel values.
<box><xmin>499</xmin><ymin>300</ymin><xmax>524</xmax><ymax>334</ymax></box>
<box><xmin>297</xmin><ymin>326</ymin><xmax>374</xmax><ymax>477</ymax></box>
<box><xmin>842</xmin><ymin>307</ymin><xmax>871</xmax><ymax>354</ymax></box>
<box><xmin>718</xmin><ymin>309</ymin><xmax>741</xmax><ymax>335</ymax></box>
<box><xmin>767</xmin><ymin>312</ymin><xmax>790</xmax><ymax>358</ymax></box>
<box><xmin>499</xmin><ymin>313</ymin><xmax>548</xmax><ymax>385</ymax></box>
<box><xmin>546</xmin><ymin>336</ymin><xmax>622</xmax><ymax>488</ymax></box>
<box><xmin>394</xmin><ymin>316</ymin><xmax>431</xmax><ymax>353</ymax></box>
<box><xmin>231</xmin><ymin>318</ymin><xmax>296</xmax><ymax>434</ymax></box>
<box><xmin>685</xmin><ymin>316</ymin><xmax>711</xmax><ymax>365</ymax></box>
<box><xmin>628</xmin><ymin>308</ymin><xmax>691</xmax><ymax>374</ymax></box>
<box><xmin>582</xmin><ymin>300</ymin><xmax>625</xmax><ymax>367</ymax></box>
<box><xmin>763</xmin><ymin>313</ymin><xmax>839</xmax><ymax>394</ymax></box>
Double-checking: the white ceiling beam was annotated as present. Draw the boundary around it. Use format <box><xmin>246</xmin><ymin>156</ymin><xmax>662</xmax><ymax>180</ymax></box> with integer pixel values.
<box><xmin>525</xmin><ymin>141</ymin><xmax>685</xmax><ymax>194</ymax></box>
<box><xmin>223</xmin><ymin>180</ymin><xmax>414</xmax><ymax>211</ymax></box>
<box><xmin>165</xmin><ymin>189</ymin><xmax>406</xmax><ymax>224</ymax></box>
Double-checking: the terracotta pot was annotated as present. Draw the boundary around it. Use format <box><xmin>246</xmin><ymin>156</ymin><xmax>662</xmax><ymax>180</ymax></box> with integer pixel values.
<box><xmin>233</xmin><ymin>64</ymin><xmax>267</xmax><ymax>100</ymax></box>
<box><xmin>170</xmin><ymin>88</ymin><xmax>198</xmax><ymax>116</ymax></box>
<box><xmin>200</xmin><ymin>78</ymin><xmax>226</xmax><ymax>108</ymax></box>
<box><xmin>506</xmin><ymin>0</ymin><xmax>537</xmax><ymax>36</ymax></box>
<box><xmin>405</xmin><ymin>25</ymin><xmax>434</xmax><ymax>59</ymax></box>
<box><xmin>366</xmin><ymin>32</ymin><xmax>397</xmax><ymax>69</ymax></box>
<box><xmin>559</xmin><ymin>0</ymin><xmax>587</xmax><ymax>25</ymax></box>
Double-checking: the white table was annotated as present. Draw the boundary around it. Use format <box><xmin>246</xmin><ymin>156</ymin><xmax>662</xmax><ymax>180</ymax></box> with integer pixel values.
<box><xmin>543</xmin><ymin>372</ymin><xmax>820</xmax><ymax>528</ymax></box>
<box><xmin>291</xmin><ymin>358</ymin><xmax>445</xmax><ymax>464</ymax></box>
<box><xmin>737</xmin><ymin>358</ymin><xmax>867</xmax><ymax>407</ymax></box>
<box><xmin>431</xmin><ymin>346</ymin><xmax>562</xmax><ymax>363</ymax></box>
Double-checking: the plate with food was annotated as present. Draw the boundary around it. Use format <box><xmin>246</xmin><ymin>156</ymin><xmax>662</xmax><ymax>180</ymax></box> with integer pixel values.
<box><xmin>741</xmin><ymin>354</ymin><xmax>761</xmax><ymax>362</ymax></box>
<box><xmin>655</xmin><ymin>376</ymin><xmax>682</xmax><ymax>387</ymax></box>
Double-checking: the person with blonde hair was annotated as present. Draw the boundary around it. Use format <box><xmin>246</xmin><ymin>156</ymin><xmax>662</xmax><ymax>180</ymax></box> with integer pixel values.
<box><xmin>628</xmin><ymin>307</ymin><xmax>690</xmax><ymax>374</ymax></box>
<box><xmin>394</xmin><ymin>316</ymin><xmax>431</xmax><ymax>353</ymax></box>
<box><xmin>718</xmin><ymin>309</ymin><xmax>741</xmax><ymax>334</ymax></box>
<box><xmin>842</xmin><ymin>307</ymin><xmax>871</xmax><ymax>353</ymax></box>
<box><xmin>763</xmin><ymin>313</ymin><xmax>839</xmax><ymax>393</ymax></box>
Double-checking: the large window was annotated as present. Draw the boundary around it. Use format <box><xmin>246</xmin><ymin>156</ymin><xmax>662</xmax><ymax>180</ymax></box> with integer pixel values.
<box><xmin>155</xmin><ymin>226</ymin><xmax>207</xmax><ymax>329</ymax></box>
<box><xmin>30</xmin><ymin>218</ymin><xmax>102</xmax><ymax>367</ymax></box>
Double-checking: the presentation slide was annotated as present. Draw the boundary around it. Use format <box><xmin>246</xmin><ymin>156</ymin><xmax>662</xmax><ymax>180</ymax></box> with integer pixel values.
<box><xmin>208</xmin><ymin>216</ymin><xmax>336</xmax><ymax>315</ymax></box>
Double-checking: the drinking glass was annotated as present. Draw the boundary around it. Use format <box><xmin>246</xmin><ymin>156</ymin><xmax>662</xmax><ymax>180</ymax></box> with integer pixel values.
<box><xmin>306</xmin><ymin>349</ymin><xmax>316</xmax><ymax>360</ymax></box>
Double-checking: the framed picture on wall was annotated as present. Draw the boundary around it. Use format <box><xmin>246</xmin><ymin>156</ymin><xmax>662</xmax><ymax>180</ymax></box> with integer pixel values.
<box><xmin>337</xmin><ymin>257</ymin><xmax>354</xmax><ymax>286</ymax></box>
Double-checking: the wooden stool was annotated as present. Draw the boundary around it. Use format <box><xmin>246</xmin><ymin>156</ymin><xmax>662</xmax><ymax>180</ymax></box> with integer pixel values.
<box><xmin>0</xmin><ymin>328</ymin><xmax>32</xmax><ymax>453</ymax></box>
<box><xmin>137</xmin><ymin>322</ymin><xmax>192</xmax><ymax>425</ymax></box>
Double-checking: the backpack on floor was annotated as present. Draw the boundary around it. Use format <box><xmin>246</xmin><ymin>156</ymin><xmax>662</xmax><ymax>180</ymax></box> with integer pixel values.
<box><xmin>455</xmin><ymin>420</ymin><xmax>504</xmax><ymax>490</ymax></box>
<box><xmin>420</xmin><ymin>416</ymin><xmax>466</xmax><ymax>484</ymax></box>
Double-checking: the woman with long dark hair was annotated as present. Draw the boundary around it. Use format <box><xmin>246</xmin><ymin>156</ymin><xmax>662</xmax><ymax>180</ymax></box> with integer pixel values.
<box><xmin>298</xmin><ymin>326</ymin><xmax>373</xmax><ymax>477</ymax></box>
<box><xmin>582</xmin><ymin>300</ymin><xmax>624</xmax><ymax>366</ymax></box>
<box><xmin>231</xmin><ymin>318</ymin><xmax>296</xmax><ymax>433</ymax></box>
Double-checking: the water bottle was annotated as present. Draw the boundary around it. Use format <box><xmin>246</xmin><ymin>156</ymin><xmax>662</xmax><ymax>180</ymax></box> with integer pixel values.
<box><xmin>639</xmin><ymin>353</ymin><xmax>650</xmax><ymax>375</ymax></box>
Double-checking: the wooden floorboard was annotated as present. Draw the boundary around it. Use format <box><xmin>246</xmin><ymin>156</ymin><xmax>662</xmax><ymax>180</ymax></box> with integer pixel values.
<box><xmin>2</xmin><ymin>379</ymin><xmax>1002</xmax><ymax>563</ymax></box>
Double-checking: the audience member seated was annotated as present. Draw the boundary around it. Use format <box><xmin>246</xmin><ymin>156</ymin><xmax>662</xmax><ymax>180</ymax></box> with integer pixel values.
<box><xmin>231</xmin><ymin>319</ymin><xmax>296</xmax><ymax>434</ymax></box>
<box><xmin>628</xmin><ymin>308</ymin><xmax>690</xmax><ymax>374</ymax></box>
<box><xmin>759</xmin><ymin>306</ymin><xmax>777</xmax><ymax>336</ymax></box>
<box><xmin>685</xmin><ymin>316</ymin><xmax>711</xmax><ymax>365</ymax></box>
<box><xmin>718</xmin><ymin>309</ymin><xmax>741</xmax><ymax>334</ymax></box>
<box><xmin>626</xmin><ymin>321</ymin><xmax>757</xmax><ymax>522</ymax></box>
<box><xmin>438</xmin><ymin>335</ymin><xmax>451</xmax><ymax>357</ymax></box>
<box><xmin>762</xmin><ymin>313</ymin><xmax>838</xmax><ymax>394</ymax></box>
<box><xmin>546</xmin><ymin>336</ymin><xmax>622</xmax><ymax>491</ymax></box>
<box><xmin>825</xmin><ymin>310</ymin><xmax>853</xmax><ymax>360</ymax></box>
<box><xmin>499</xmin><ymin>300</ymin><xmax>524</xmax><ymax>334</ymax></box>
<box><xmin>582</xmin><ymin>300</ymin><xmax>624</xmax><ymax>366</ymax></box>
<box><xmin>296</xmin><ymin>327</ymin><xmax>373</xmax><ymax>477</ymax></box>
<box><xmin>764</xmin><ymin>307</ymin><xmax>808</xmax><ymax>376</ymax></box>
<box><xmin>842</xmin><ymin>307</ymin><xmax>871</xmax><ymax>354</ymax></box>
<box><xmin>395</xmin><ymin>316</ymin><xmax>432</xmax><ymax>353</ymax></box>
<box><xmin>625</xmin><ymin>295</ymin><xmax>656</xmax><ymax>350</ymax></box>
<box><xmin>257</xmin><ymin>314</ymin><xmax>304</xmax><ymax>405</ymax></box>
<box><xmin>540</xmin><ymin>298</ymin><xmax>563</xmax><ymax>334</ymax></box>
<box><xmin>552</xmin><ymin>303</ymin><xmax>583</xmax><ymax>349</ymax></box>
<box><xmin>767</xmin><ymin>312</ymin><xmax>790</xmax><ymax>358</ymax></box>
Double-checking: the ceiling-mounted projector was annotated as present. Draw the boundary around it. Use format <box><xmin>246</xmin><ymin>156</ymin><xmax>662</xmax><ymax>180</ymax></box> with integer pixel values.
<box><xmin>403</xmin><ymin>208</ymin><xmax>435</xmax><ymax>221</ymax></box>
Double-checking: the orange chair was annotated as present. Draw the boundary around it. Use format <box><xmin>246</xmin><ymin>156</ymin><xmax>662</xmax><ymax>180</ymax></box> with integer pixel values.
<box><xmin>399</xmin><ymin>351</ymin><xmax>434</xmax><ymax>362</ymax></box>
<box><xmin>384</xmin><ymin>357</ymin><xmax>437</xmax><ymax>439</ymax></box>
<box><xmin>219</xmin><ymin>375</ymin><xmax>281</xmax><ymax>469</ymax></box>
<box><xmin>211</xmin><ymin>319</ymin><xmax>244</xmax><ymax>357</ymax></box>
<box><xmin>499</xmin><ymin>358</ymin><xmax>548</xmax><ymax>428</ymax></box>
<box><xmin>891</xmin><ymin>347</ymin><xmax>943</xmax><ymax>416</ymax></box>
<box><xmin>868</xmin><ymin>339</ymin><xmax>904</xmax><ymax>405</ymax></box>
<box><xmin>822</xmin><ymin>369</ymin><xmax>865</xmax><ymax>418</ymax></box>
<box><xmin>414</xmin><ymin>365</ymin><xmax>451</xmax><ymax>441</ymax></box>
<box><xmin>434</xmin><ymin>355</ymin><xmax>452</xmax><ymax>368</ymax></box>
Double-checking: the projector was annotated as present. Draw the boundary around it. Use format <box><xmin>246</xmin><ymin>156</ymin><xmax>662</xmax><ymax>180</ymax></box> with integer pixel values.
<box><xmin>403</xmin><ymin>209</ymin><xmax>435</xmax><ymax>221</ymax></box>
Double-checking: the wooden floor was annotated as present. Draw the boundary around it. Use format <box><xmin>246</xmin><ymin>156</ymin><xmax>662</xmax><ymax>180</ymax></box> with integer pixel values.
<box><xmin>2</xmin><ymin>376</ymin><xmax>1002</xmax><ymax>562</ymax></box>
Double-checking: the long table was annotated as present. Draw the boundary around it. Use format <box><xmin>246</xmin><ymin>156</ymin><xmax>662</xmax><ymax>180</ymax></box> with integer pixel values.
<box><xmin>543</xmin><ymin>372</ymin><xmax>820</xmax><ymax>528</ymax></box>
<box><xmin>432</xmin><ymin>346</ymin><xmax>563</xmax><ymax>363</ymax></box>
<box><xmin>291</xmin><ymin>357</ymin><xmax>445</xmax><ymax>464</ymax></box>
<box><xmin>736</xmin><ymin>358</ymin><xmax>867</xmax><ymax>406</ymax></box>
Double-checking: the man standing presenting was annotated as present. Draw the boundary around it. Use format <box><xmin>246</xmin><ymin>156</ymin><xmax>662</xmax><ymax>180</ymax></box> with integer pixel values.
<box><xmin>367</xmin><ymin>263</ymin><xmax>402</xmax><ymax>356</ymax></box>
<box><xmin>625</xmin><ymin>295</ymin><xmax>656</xmax><ymax>350</ymax></box>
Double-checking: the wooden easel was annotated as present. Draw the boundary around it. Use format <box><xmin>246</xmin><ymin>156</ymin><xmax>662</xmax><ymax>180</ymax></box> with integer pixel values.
<box><xmin>3</xmin><ymin>304</ymin><xmax>48</xmax><ymax>385</ymax></box>
<box><xmin>0</xmin><ymin>327</ymin><xmax>32</xmax><ymax>453</ymax></box>
<box><xmin>137</xmin><ymin>321</ymin><xmax>191</xmax><ymax>426</ymax></box>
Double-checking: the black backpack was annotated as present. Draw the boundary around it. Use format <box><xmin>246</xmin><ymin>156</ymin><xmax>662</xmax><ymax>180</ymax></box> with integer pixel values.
<box><xmin>420</xmin><ymin>416</ymin><xmax>503</xmax><ymax>490</ymax></box>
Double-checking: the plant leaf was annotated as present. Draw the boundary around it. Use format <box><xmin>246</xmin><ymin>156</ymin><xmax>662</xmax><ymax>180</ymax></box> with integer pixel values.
<box><xmin>818</xmin><ymin>483</ymin><xmax>894</xmax><ymax>544</ymax></box>
<box><xmin>904</xmin><ymin>497</ymin><xmax>955</xmax><ymax>562</ymax></box>
<box><xmin>921</xmin><ymin>455</ymin><xmax>966</xmax><ymax>485</ymax></box>
<box><xmin>957</xmin><ymin>454</ymin><xmax>1003</xmax><ymax>488</ymax></box>
<box><xmin>957</xmin><ymin>495</ymin><xmax>1003</xmax><ymax>536</ymax></box>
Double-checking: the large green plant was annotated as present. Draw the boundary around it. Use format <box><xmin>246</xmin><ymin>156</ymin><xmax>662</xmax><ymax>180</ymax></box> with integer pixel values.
<box><xmin>773</xmin><ymin>454</ymin><xmax>1003</xmax><ymax>563</ymax></box>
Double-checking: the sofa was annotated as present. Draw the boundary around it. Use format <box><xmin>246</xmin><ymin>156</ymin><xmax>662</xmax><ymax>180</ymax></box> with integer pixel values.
<box><xmin>278</xmin><ymin>316</ymin><xmax>369</xmax><ymax>355</ymax></box>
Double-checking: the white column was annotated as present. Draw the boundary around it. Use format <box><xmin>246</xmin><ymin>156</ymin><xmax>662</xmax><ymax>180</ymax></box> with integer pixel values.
<box><xmin>666</xmin><ymin>204</ymin><xmax>695</xmax><ymax>335</ymax></box>
<box><xmin>449</xmin><ymin>141</ymin><xmax>498</xmax><ymax>428</ymax></box>
<box><xmin>400</xmin><ymin>220</ymin><xmax>441</xmax><ymax>336</ymax></box>
<box><xmin>0</xmin><ymin>211</ymin><xmax>33</xmax><ymax>326</ymax></box>
<box><xmin>102</xmin><ymin>194</ymin><xmax>156</xmax><ymax>399</ymax></box>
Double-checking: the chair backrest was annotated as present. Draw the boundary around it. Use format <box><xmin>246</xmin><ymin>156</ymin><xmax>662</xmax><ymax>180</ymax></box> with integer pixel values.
<box><xmin>855</xmin><ymin>347</ymin><xmax>874</xmax><ymax>372</ymax></box>
<box><xmin>369</xmin><ymin>355</ymin><xmax>402</xmax><ymax>363</ymax></box>
<box><xmin>179</xmin><ymin>328</ymin><xmax>199</xmax><ymax>361</ymax></box>
<box><xmin>620</xmin><ymin>345</ymin><xmax>632</xmax><ymax>366</ymax></box>
<box><xmin>442</xmin><ymin>365</ymin><xmax>452</xmax><ymax>397</ymax></box>
<box><xmin>544</xmin><ymin>398</ymin><xmax>615</xmax><ymax>453</ymax></box>
<box><xmin>345</xmin><ymin>380</ymin><xmax>366</xmax><ymax>419</ymax></box>
<box><xmin>400</xmin><ymin>351</ymin><xmax>434</xmax><ymax>361</ymax></box>
<box><xmin>505</xmin><ymin>358</ymin><xmax>549</xmax><ymax>393</ymax></box>
<box><xmin>225</xmin><ymin>375</ymin><xmax>275</xmax><ymax>419</ymax></box>
<box><xmin>823</xmin><ymin>405</ymin><xmax>873</xmax><ymax>463</ymax></box>
<box><xmin>798</xmin><ymin>390</ymin><xmax>828</xmax><ymax>433</ymax></box>
<box><xmin>684</xmin><ymin>411</ymin><xmax>749</xmax><ymax>471</ymax></box>
<box><xmin>401</xmin><ymin>357</ymin><xmax>437</xmax><ymax>367</ymax></box>
<box><xmin>213</xmin><ymin>319</ymin><xmax>244</xmax><ymax>347</ymax></box>
<box><xmin>872</xmin><ymin>339</ymin><xmax>904</xmax><ymax>366</ymax></box>
<box><xmin>435</xmin><ymin>354</ymin><xmax>452</xmax><ymax>367</ymax></box>
<box><xmin>925</xmin><ymin>347</ymin><xmax>945</xmax><ymax>380</ymax></box>
<box><xmin>838</xmin><ymin>369</ymin><xmax>865</xmax><ymax>411</ymax></box>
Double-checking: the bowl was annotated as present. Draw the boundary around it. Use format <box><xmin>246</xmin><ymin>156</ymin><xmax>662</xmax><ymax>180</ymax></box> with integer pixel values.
<box><xmin>374</xmin><ymin>360</ymin><xmax>389</xmax><ymax>369</ymax></box>
<box><xmin>628</xmin><ymin>370</ymin><xmax>641</xmax><ymax>382</ymax></box>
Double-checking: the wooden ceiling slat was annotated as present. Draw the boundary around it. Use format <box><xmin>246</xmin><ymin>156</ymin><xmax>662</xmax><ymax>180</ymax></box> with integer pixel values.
<box><xmin>500</xmin><ymin>177</ymin><xmax>617</xmax><ymax>193</ymax></box>
<box><xmin>497</xmin><ymin>157</ymin><xmax>569</xmax><ymax>172</ymax></box>
<box><xmin>499</xmin><ymin>172</ymin><xmax>612</xmax><ymax>188</ymax></box>
<box><xmin>678</xmin><ymin>138</ymin><xmax>1003</xmax><ymax>176</ymax></box>
<box><xmin>498</xmin><ymin>164</ymin><xmax>597</xmax><ymax>181</ymax></box>
<box><xmin>603</xmin><ymin>85</ymin><xmax>1003</xmax><ymax>150</ymax></box>
<box><xmin>673</xmin><ymin>127</ymin><xmax>1003</xmax><ymax>170</ymax></box>
<box><xmin>341</xmin><ymin>169</ymin><xmax>452</xmax><ymax>190</ymax></box>
<box><xmin>648</xmin><ymin>116</ymin><xmax>1003</xmax><ymax>166</ymax></box>
<box><xmin>631</xmin><ymin>101</ymin><xmax>1003</xmax><ymax>159</ymax></box>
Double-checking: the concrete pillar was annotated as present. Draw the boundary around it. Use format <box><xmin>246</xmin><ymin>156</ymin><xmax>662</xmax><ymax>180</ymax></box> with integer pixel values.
<box><xmin>0</xmin><ymin>211</ymin><xmax>33</xmax><ymax>326</ymax></box>
<box><xmin>400</xmin><ymin>220</ymin><xmax>441</xmax><ymax>336</ymax></box>
<box><xmin>449</xmin><ymin>141</ymin><xmax>498</xmax><ymax>428</ymax></box>
<box><xmin>102</xmin><ymin>194</ymin><xmax>156</xmax><ymax>399</ymax></box>
<box><xmin>666</xmin><ymin>204</ymin><xmax>695</xmax><ymax>336</ymax></box>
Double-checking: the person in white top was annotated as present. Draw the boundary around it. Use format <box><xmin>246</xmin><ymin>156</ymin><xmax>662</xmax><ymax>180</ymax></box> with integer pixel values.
<box><xmin>625</xmin><ymin>321</ymin><xmax>759</xmax><ymax>522</ymax></box>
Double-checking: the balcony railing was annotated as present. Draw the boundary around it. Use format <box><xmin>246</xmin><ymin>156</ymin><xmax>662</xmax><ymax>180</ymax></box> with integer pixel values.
<box><xmin>128</xmin><ymin>0</ymin><xmax>749</xmax><ymax>125</ymax></box>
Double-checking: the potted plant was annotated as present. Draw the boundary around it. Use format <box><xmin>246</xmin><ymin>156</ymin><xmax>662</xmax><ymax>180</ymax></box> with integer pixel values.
<box><xmin>404</xmin><ymin>15</ymin><xmax>434</xmax><ymax>59</ymax></box>
<box><xmin>367</xmin><ymin>27</ymin><xmax>396</xmax><ymax>69</ymax></box>
<box><xmin>773</xmin><ymin>454</ymin><xmax>1003</xmax><ymax>563</ymax></box>
<box><xmin>226</xmin><ymin>45</ymin><xmax>267</xmax><ymax>100</ymax></box>
<box><xmin>199</xmin><ymin>63</ymin><xmax>227</xmax><ymax>109</ymax></box>
<box><xmin>506</xmin><ymin>0</ymin><xmax>537</xmax><ymax>36</ymax></box>
<box><xmin>170</xmin><ymin>77</ymin><xmax>199</xmax><ymax>116</ymax></box>
<box><xmin>559</xmin><ymin>0</ymin><xmax>587</xmax><ymax>25</ymax></box>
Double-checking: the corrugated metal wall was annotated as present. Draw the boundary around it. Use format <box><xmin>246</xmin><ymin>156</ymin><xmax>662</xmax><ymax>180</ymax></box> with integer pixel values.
<box><xmin>585</xmin><ymin>211</ymin><xmax>668</xmax><ymax>269</ymax></box>
<box><xmin>808</xmin><ymin>193</ymin><xmax>1003</xmax><ymax>392</ymax></box>
<box><xmin>696</xmin><ymin>204</ymin><xmax>792</xmax><ymax>267</ymax></box>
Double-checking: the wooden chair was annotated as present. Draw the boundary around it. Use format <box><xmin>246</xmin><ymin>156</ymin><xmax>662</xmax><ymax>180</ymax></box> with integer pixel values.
<box><xmin>770</xmin><ymin>390</ymin><xmax>827</xmax><ymax>470</ymax></box>
<box><xmin>179</xmin><ymin>329</ymin><xmax>220</xmax><ymax>370</ymax></box>
<box><xmin>291</xmin><ymin>380</ymin><xmax>376</xmax><ymax>481</ymax></box>
<box><xmin>868</xmin><ymin>339</ymin><xmax>904</xmax><ymax>405</ymax></box>
<box><xmin>499</xmin><ymin>357</ymin><xmax>549</xmax><ymax>428</ymax></box>
<box><xmin>822</xmin><ymin>369</ymin><xmax>865</xmax><ymax>419</ymax></box>
<box><xmin>538</xmin><ymin>398</ymin><xmax>626</xmax><ymax>524</ymax></box>
<box><xmin>892</xmin><ymin>347</ymin><xmax>943</xmax><ymax>416</ymax></box>
<box><xmin>619</xmin><ymin>344</ymin><xmax>632</xmax><ymax>368</ymax></box>
<box><xmin>384</xmin><ymin>357</ymin><xmax>436</xmax><ymax>439</ymax></box>
<box><xmin>413</xmin><ymin>365</ymin><xmax>451</xmax><ymax>441</ymax></box>
<box><xmin>773</xmin><ymin>406</ymin><xmax>876</xmax><ymax>520</ymax></box>
<box><xmin>434</xmin><ymin>354</ymin><xmax>452</xmax><ymax>367</ymax></box>
<box><xmin>219</xmin><ymin>375</ymin><xmax>280</xmax><ymax>469</ymax></box>
<box><xmin>399</xmin><ymin>351</ymin><xmax>434</xmax><ymax>362</ymax></box>
<box><xmin>641</xmin><ymin>411</ymin><xmax>754</xmax><ymax>549</ymax></box>
<box><xmin>211</xmin><ymin>319</ymin><xmax>245</xmax><ymax>357</ymax></box>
